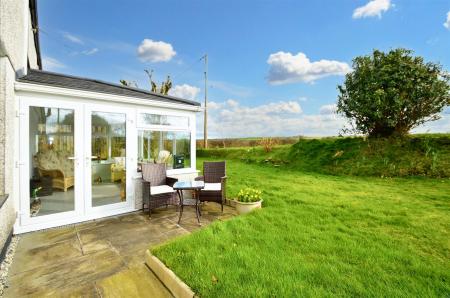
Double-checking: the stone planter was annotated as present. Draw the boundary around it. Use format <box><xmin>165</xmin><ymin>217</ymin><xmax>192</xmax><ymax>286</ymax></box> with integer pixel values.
<box><xmin>234</xmin><ymin>200</ymin><xmax>263</xmax><ymax>215</ymax></box>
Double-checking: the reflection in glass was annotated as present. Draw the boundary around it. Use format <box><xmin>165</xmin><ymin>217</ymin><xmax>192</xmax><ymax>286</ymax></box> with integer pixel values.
<box><xmin>138</xmin><ymin>113</ymin><xmax>189</xmax><ymax>127</ymax></box>
<box><xmin>29</xmin><ymin>106</ymin><xmax>75</xmax><ymax>217</ymax></box>
<box><xmin>91</xmin><ymin>111</ymin><xmax>126</xmax><ymax>207</ymax></box>
<box><xmin>138</xmin><ymin>130</ymin><xmax>190</xmax><ymax>169</ymax></box>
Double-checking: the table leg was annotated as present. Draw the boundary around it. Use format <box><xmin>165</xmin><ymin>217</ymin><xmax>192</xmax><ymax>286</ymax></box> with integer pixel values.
<box><xmin>195</xmin><ymin>189</ymin><xmax>201</xmax><ymax>225</ymax></box>
<box><xmin>177</xmin><ymin>190</ymin><xmax>184</xmax><ymax>224</ymax></box>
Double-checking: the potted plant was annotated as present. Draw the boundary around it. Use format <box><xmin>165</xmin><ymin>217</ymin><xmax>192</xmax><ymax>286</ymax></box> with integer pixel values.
<box><xmin>30</xmin><ymin>187</ymin><xmax>42</xmax><ymax>217</ymax></box>
<box><xmin>234</xmin><ymin>187</ymin><xmax>263</xmax><ymax>214</ymax></box>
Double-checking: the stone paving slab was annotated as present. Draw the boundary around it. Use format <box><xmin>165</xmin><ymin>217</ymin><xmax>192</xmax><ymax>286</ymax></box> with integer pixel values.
<box><xmin>4</xmin><ymin>203</ymin><xmax>236</xmax><ymax>297</ymax></box>
<box><xmin>96</xmin><ymin>265</ymin><xmax>171</xmax><ymax>297</ymax></box>
<box><xmin>9</xmin><ymin>236</ymin><xmax>82</xmax><ymax>275</ymax></box>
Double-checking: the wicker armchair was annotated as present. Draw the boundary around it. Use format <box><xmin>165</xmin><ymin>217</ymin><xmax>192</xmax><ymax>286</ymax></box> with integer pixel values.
<box><xmin>141</xmin><ymin>163</ymin><xmax>178</xmax><ymax>217</ymax></box>
<box><xmin>195</xmin><ymin>161</ymin><xmax>227</xmax><ymax>212</ymax></box>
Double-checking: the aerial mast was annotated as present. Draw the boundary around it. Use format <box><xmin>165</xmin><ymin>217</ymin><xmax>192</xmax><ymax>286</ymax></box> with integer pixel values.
<box><xmin>203</xmin><ymin>54</ymin><xmax>208</xmax><ymax>148</ymax></box>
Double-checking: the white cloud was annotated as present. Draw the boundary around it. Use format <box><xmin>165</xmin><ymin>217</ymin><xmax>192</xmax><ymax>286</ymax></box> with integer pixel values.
<box><xmin>208</xmin><ymin>101</ymin><xmax>223</xmax><ymax>110</ymax></box>
<box><xmin>197</xmin><ymin>100</ymin><xmax>450</xmax><ymax>138</ymax></box>
<box><xmin>226</xmin><ymin>99</ymin><xmax>239</xmax><ymax>107</ymax></box>
<box><xmin>63</xmin><ymin>33</ymin><xmax>83</xmax><ymax>44</ymax></box>
<box><xmin>197</xmin><ymin>99</ymin><xmax>347</xmax><ymax>138</ymax></box>
<box><xmin>353</xmin><ymin>0</ymin><xmax>392</xmax><ymax>19</ymax></box>
<box><xmin>319</xmin><ymin>104</ymin><xmax>337</xmax><ymax>115</ymax></box>
<box><xmin>42</xmin><ymin>56</ymin><xmax>66</xmax><ymax>71</ymax></box>
<box><xmin>169</xmin><ymin>84</ymin><xmax>200</xmax><ymax>100</ymax></box>
<box><xmin>267</xmin><ymin>52</ymin><xmax>351</xmax><ymax>84</ymax></box>
<box><xmin>82</xmin><ymin>48</ymin><xmax>99</xmax><ymax>55</ymax></box>
<box><xmin>444</xmin><ymin>11</ymin><xmax>450</xmax><ymax>29</ymax></box>
<box><xmin>137</xmin><ymin>39</ymin><xmax>176</xmax><ymax>63</ymax></box>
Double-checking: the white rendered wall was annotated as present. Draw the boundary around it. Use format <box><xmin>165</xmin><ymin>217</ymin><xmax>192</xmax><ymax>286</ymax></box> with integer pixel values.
<box><xmin>0</xmin><ymin>57</ymin><xmax>18</xmax><ymax>251</ymax></box>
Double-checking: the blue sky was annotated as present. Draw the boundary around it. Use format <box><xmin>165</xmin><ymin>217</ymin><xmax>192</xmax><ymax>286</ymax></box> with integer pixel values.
<box><xmin>38</xmin><ymin>0</ymin><xmax>450</xmax><ymax>138</ymax></box>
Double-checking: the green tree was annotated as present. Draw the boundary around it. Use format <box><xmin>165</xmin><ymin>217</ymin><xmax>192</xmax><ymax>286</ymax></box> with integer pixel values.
<box><xmin>337</xmin><ymin>48</ymin><xmax>450</xmax><ymax>137</ymax></box>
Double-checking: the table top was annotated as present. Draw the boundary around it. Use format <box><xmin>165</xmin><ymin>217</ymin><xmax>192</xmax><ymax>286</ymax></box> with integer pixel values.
<box><xmin>173</xmin><ymin>181</ymin><xmax>205</xmax><ymax>190</ymax></box>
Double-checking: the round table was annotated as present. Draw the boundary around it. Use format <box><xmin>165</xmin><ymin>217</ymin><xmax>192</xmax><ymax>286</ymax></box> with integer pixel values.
<box><xmin>173</xmin><ymin>181</ymin><xmax>205</xmax><ymax>225</ymax></box>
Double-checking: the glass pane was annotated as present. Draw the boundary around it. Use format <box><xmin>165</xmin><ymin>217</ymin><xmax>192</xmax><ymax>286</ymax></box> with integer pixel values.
<box><xmin>137</xmin><ymin>130</ymin><xmax>190</xmax><ymax>170</ymax></box>
<box><xmin>91</xmin><ymin>111</ymin><xmax>126</xmax><ymax>207</ymax></box>
<box><xmin>29</xmin><ymin>106</ymin><xmax>75</xmax><ymax>216</ymax></box>
<box><xmin>138</xmin><ymin>113</ymin><xmax>189</xmax><ymax>127</ymax></box>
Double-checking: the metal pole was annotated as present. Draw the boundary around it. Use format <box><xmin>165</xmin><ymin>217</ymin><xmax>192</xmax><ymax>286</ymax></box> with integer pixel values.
<box><xmin>203</xmin><ymin>54</ymin><xmax>208</xmax><ymax>148</ymax></box>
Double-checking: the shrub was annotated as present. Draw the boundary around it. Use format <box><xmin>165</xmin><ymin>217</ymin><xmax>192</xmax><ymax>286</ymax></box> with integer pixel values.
<box><xmin>237</xmin><ymin>188</ymin><xmax>262</xmax><ymax>203</ymax></box>
<box><xmin>337</xmin><ymin>48</ymin><xmax>450</xmax><ymax>137</ymax></box>
<box><xmin>260</xmin><ymin>137</ymin><xmax>277</xmax><ymax>152</ymax></box>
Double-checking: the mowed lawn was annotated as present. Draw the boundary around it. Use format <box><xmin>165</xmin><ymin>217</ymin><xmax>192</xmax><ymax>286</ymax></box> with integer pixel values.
<box><xmin>152</xmin><ymin>158</ymin><xmax>450</xmax><ymax>297</ymax></box>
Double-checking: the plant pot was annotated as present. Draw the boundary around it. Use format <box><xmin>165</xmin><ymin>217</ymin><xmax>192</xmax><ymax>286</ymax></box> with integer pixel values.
<box><xmin>234</xmin><ymin>200</ymin><xmax>263</xmax><ymax>215</ymax></box>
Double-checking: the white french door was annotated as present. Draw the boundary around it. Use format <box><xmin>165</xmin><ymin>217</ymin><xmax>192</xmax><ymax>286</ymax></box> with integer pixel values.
<box><xmin>18</xmin><ymin>97</ymin><xmax>84</xmax><ymax>229</ymax></box>
<box><xmin>84</xmin><ymin>104</ymin><xmax>135</xmax><ymax>215</ymax></box>
<box><xmin>17</xmin><ymin>97</ymin><xmax>136</xmax><ymax>232</ymax></box>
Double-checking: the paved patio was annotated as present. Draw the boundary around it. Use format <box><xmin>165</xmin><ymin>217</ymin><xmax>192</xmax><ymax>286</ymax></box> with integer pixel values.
<box><xmin>4</xmin><ymin>203</ymin><xmax>236</xmax><ymax>297</ymax></box>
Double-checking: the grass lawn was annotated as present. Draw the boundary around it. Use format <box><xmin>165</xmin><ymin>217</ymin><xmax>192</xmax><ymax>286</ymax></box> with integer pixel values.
<box><xmin>152</xmin><ymin>158</ymin><xmax>450</xmax><ymax>297</ymax></box>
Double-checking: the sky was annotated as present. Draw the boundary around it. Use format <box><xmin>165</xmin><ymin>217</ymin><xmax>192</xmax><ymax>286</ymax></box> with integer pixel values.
<box><xmin>38</xmin><ymin>0</ymin><xmax>450</xmax><ymax>138</ymax></box>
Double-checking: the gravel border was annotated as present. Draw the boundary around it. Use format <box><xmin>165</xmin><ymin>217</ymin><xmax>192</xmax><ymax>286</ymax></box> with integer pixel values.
<box><xmin>0</xmin><ymin>236</ymin><xmax>19</xmax><ymax>297</ymax></box>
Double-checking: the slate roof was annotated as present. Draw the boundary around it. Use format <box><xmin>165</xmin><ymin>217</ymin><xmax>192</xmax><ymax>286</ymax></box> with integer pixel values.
<box><xmin>18</xmin><ymin>69</ymin><xmax>201</xmax><ymax>106</ymax></box>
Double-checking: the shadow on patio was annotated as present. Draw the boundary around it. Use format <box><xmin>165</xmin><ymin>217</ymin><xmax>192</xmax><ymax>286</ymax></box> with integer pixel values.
<box><xmin>4</xmin><ymin>203</ymin><xmax>236</xmax><ymax>297</ymax></box>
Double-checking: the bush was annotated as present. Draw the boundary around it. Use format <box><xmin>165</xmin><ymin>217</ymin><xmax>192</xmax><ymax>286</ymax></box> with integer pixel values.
<box><xmin>337</xmin><ymin>48</ymin><xmax>450</xmax><ymax>137</ymax></box>
<box><xmin>260</xmin><ymin>137</ymin><xmax>277</xmax><ymax>152</ymax></box>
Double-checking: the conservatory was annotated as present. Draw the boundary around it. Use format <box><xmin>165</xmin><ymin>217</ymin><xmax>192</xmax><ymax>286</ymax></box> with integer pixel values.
<box><xmin>14</xmin><ymin>70</ymin><xmax>201</xmax><ymax>233</ymax></box>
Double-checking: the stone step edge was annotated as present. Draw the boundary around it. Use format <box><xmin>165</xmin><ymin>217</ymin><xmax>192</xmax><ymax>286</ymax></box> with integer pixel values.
<box><xmin>145</xmin><ymin>250</ymin><xmax>195</xmax><ymax>298</ymax></box>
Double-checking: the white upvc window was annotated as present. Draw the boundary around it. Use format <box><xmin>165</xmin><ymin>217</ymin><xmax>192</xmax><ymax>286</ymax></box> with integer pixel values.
<box><xmin>137</xmin><ymin>111</ymin><xmax>195</xmax><ymax>174</ymax></box>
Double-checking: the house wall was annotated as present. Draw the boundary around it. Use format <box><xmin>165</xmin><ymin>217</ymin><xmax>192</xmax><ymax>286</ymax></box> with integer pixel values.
<box><xmin>0</xmin><ymin>57</ymin><xmax>18</xmax><ymax>254</ymax></box>
<box><xmin>0</xmin><ymin>0</ymin><xmax>39</xmax><ymax>256</ymax></box>
<box><xmin>0</xmin><ymin>0</ymin><xmax>28</xmax><ymax>75</ymax></box>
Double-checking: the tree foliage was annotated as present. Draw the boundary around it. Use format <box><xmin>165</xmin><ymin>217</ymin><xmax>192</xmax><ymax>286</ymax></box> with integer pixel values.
<box><xmin>120</xmin><ymin>71</ymin><xmax>172</xmax><ymax>95</ymax></box>
<box><xmin>337</xmin><ymin>48</ymin><xmax>450</xmax><ymax>137</ymax></box>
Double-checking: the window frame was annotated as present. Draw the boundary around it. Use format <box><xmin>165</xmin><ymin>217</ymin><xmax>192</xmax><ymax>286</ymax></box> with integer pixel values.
<box><xmin>136</xmin><ymin>109</ymin><xmax>196</xmax><ymax>175</ymax></box>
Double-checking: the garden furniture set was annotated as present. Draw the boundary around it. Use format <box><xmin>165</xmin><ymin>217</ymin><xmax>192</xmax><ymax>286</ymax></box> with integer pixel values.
<box><xmin>141</xmin><ymin>161</ymin><xmax>227</xmax><ymax>224</ymax></box>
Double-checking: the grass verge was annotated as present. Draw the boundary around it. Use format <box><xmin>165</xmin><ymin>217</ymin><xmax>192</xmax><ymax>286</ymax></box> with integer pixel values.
<box><xmin>198</xmin><ymin>134</ymin><xmax>450</xmax><ymax>177</ymax></box>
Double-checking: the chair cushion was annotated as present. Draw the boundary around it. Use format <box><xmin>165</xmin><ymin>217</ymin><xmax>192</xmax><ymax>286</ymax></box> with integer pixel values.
<box><xmin>150</xmin><ymin>185</ymin><xmax>174</xmax><ymax>195</ymax></box>
<box><xmin>203</xmin><ymin>183</ymin><xmax>222</xmax><ymax>191</ymax></box>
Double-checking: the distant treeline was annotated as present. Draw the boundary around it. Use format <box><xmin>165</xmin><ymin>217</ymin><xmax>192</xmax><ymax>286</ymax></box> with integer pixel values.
<box><xmin>197</xmin><ymin>136</ymin><xmax>300</xmax><ymax>149</ymax></box>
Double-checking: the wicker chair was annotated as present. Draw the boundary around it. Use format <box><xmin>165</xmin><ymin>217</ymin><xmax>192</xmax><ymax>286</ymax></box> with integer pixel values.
<box><xmin>141</xmin><ymin>163</ymin><xmax>178</xmax><ymax>217</ymax></box>
<box><xmin>195</xmin><ymin>161</ymin><xmax>227</xmax><ymax>212</ymax></box>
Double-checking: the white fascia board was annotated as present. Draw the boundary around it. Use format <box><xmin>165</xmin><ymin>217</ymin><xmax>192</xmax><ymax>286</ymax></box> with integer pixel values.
<box><xmin>14</xmin><ymin>81</ymin><xmax>203</xmax><ymax>112</ymax></box>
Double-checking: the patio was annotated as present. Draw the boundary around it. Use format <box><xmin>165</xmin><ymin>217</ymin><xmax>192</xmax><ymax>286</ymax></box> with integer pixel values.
<box><xmin>3</xmin><ymin>203</ymin><xmax>236</xmax><ymax>297</ymax></box>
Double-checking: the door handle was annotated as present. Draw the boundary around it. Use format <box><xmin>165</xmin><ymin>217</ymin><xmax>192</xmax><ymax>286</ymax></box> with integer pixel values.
<box><xmin>68</xmin><ymin>157</ymin><xmax>80</xmax><ymax>166</ymax></box>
